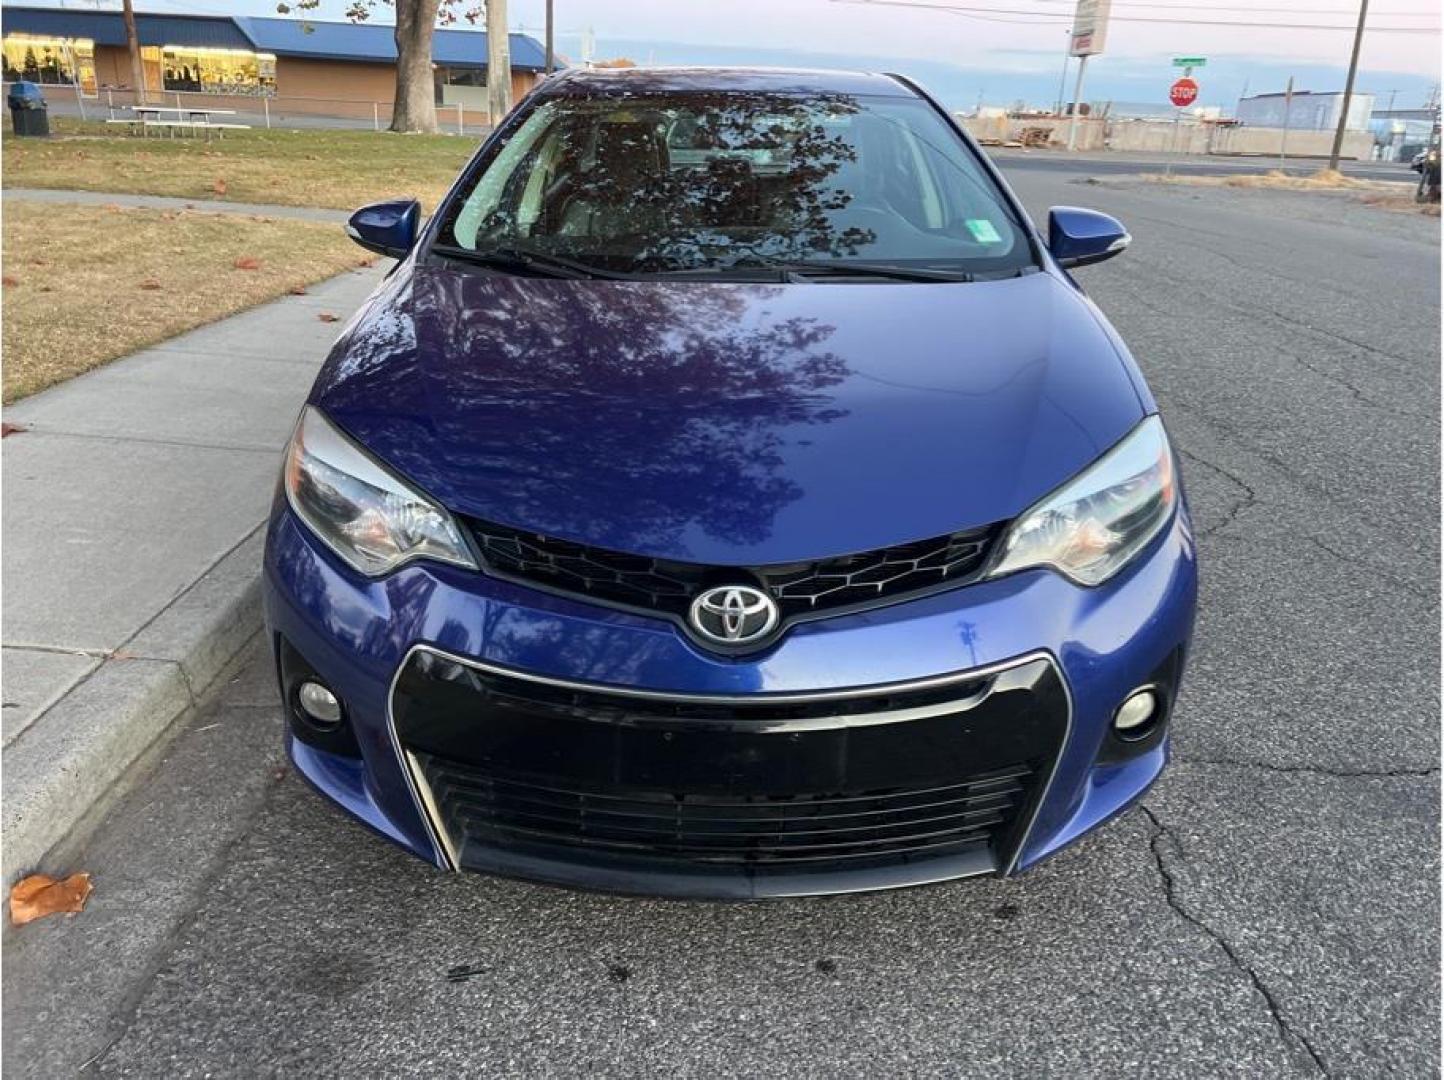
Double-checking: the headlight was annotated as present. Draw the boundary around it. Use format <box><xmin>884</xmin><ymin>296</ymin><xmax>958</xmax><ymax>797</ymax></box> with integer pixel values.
<box><xmin>987</xmin><ymin>415</ymin><xmax>1176</xmax><ymax>586</ymax></box>
<box><xmin>283</xmin><ymin>406</ymin><xmax>477</xmax><ymax>577</ymax></box>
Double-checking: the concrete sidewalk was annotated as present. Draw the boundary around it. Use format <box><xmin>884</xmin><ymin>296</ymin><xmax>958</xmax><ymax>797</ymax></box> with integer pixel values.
<box><xmin>2</xmin><ymin>261</ymin><xmax>386</xmax><ymax>885</ymax></box>
<box><xmin>3</xmin><ymin>188</ymin><xmax>350</xmax><ymax>223</ymax></box>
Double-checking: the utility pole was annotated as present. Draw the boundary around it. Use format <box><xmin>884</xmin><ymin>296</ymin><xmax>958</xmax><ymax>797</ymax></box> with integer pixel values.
<box><xmin>1278</xmin><ymin>76</ymin><xmax>1293</xmax><ymax>170</ymax></box>
<box><xmin>544</xmin><ymin>0</ymin><xmax>554</xmax><ymax>74</ymax></box>
<box><xmin>1066</xmin><ymin>54</ymin><xmax>1089</xmax><ymax>151</ymax></box>
<box><xmin>1054</xmin><ymin>29</ymin><xmax>1070</xmax><ymax>116</ymax></box>
<box><xmin>122</xmin><ymin>0</ymin><xmax>147</xmax><ymax>105</ymax></box>
<box><xmin>1328</xmin><ymin>0</ymin><xmax>1368</xmax><ymax>171</ymax></box>
<box><xmin>485</xmin><ymin>0</ymin><xmax>512</xmax><ymax>127</ymax></box>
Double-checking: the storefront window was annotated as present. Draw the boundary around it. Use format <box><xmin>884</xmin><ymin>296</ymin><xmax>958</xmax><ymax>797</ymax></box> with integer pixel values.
<box><xmin>161</xmin><ymin>46</ymin><xmax>276</xmax><ymax>97</ymax></box>
<box><xmin>2</xmin><ymin>35</ymin><xmax>97</xmax><ymax>94</ymax></box>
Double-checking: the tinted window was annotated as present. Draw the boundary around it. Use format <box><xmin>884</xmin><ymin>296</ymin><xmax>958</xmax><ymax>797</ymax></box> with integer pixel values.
<box><xmin>438</xmin><ymin>90</ymin><xmax>1033</xmax><ymax>278</ymax></box>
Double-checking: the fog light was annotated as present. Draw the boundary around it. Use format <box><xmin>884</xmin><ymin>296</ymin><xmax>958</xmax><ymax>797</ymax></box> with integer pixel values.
<box><xmin>1113</xmin><ymin>690</ymin><xmax>1159</xmax><ymax>740</ymax></box>
<box><xmin>297</xmin><ymin>680</ymin><xmax>342</xmax><ymax>726</ymax></box>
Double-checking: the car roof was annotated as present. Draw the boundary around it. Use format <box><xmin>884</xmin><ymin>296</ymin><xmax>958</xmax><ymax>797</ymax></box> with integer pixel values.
<box><xmin>537</xmin><ymin>66</ymin><xmax>916</xmax><ymax>99</ymax></box>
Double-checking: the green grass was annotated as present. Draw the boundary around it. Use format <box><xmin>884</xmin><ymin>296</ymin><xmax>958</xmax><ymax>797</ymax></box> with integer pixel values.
<box><xmin>2</xmin><ymin>200</ymin><xmax>376</xmax><ymax>401</ymax></box>
<box><xmin>2</xmin><ymin>118</ymin><xmax>474</xmax><ymax>211</ymax></box>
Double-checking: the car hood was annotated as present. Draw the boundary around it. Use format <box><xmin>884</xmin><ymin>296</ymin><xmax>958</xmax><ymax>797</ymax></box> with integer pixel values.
<box><xmin>312</xmin><ymin>265</ymin><xmax>1144</xmax><ymax>565</ymax></box>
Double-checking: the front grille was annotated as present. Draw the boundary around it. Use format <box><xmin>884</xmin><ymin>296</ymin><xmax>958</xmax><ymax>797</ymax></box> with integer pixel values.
<box><xmin>417</xmin><ymin>755</ymin><xmax>1031</xmax><ymax>867</ymax></box>
<box><xmin>466</xmin><ymin>517</ymin><xmax>1004</xmax><ymax>623</ymax></box>
<box><xmin>390</xmin><ymin>649</ymin><xmax>1070</xmax><ymax>892</ymax></box>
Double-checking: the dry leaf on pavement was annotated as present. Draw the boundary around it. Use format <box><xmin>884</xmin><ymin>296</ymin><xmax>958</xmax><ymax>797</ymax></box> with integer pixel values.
<box><xmin>233</xmin><ymin>256</ymin><xmax>262</xmax><ymax>271</ymax></box>
<box><xmin>9</xmin><ymin>872</ymin><xmax>93</xmax><ymax>926</ymax></box>
<box><xmin>317</xmin><ymin>312</ymin><xmax>340</xmax><ymax>322</ymax></box>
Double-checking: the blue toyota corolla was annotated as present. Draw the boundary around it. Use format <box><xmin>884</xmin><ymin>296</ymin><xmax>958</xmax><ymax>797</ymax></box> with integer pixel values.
<box><xmin>264</xmin><ymin>67</ymin><xmax>1196</xmax><ymax>898</ymax></box>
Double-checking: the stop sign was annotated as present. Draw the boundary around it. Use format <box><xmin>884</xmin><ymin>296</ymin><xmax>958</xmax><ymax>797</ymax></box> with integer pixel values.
<box><xmin>1169</xmin><ymin>77</ymin><xmax>1199</xmax><ymax>108</ymax></box>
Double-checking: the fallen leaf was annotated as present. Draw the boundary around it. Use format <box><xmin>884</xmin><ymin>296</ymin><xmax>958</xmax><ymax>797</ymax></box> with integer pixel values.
<box><xmin>108</xmin><ymin>648</ymin><xmax>139</xmax><ymax>660</ymax></box>
<box><xmin>317</xmin><ymin>312</ymin><xmax>340</xmax><ymax>323</ymax></box>
<box><xmin>2</xmin><ymin>422</ymin><xmax>29</xmax><ymax>438</ymax></box>
<box><xmin>140</xmin><ymin>279</ymin><xmax>162</xmax><ymax>291</ymax></box>
<box><xmin>287</xmin><ymin>285</ymin><xmax>308</xmax><ymax>296</ymax></box>
<box><xmin>1</xmin><ymin>275</ymin><xmax>17</xmax><ymax>287</ymax></box>
<box><xmin>212</xmin><ymin>177</ymin><xmax>228</xmax><ymax>196</ymax></box>
<box><xmin>10</xmin><ymin>872</ymin><xmax>93</xmax><ymax>926</ymax></box>
<box><xmin>233</xmin><ymin>256</ymin><xmax>262</xmax><ymax>271</ymax></box>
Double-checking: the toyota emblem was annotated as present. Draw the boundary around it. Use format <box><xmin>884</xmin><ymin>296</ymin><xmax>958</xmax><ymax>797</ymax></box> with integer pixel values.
<box><xmin>688</xmin><ymin>585</ymin><xmax>780</xmax><ymax>647</ymax></box>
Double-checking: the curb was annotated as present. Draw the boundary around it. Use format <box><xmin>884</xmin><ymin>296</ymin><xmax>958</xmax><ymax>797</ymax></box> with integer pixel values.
<box><xmin>2</xmin><ymin>527</ymin><xmax>268</xmax><ymax>886</ymax></box>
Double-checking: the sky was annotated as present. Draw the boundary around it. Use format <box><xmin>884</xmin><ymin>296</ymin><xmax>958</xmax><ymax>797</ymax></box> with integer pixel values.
<box><xmin>42</xmin><ymin>0</ymin><xmax>1444</xmax><ymax>111</ymax></box>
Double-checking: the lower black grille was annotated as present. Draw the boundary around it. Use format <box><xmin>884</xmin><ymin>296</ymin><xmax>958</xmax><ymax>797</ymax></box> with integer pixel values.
<box><xmin>466</xmin><ymin>517</ymin><xmax>1004</xmax><ymax>623</ymax></box>
<box><xmin>390</xmin><ymin>648</ymin><xmax>1070</xmax><ymax>895</ymax></box>
<box><xmin>418</xmin><ymin>756</ymin><xmax>1030</xmax><ymax>867</ymax></box>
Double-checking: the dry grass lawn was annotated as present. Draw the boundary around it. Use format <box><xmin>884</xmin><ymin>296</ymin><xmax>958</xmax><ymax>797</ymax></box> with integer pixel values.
<box><xmin>1149</xmin><ymin>167</ymin><xmax>1440</xmax><ymax>216</ymax></box>
<box><xmin>2</xmin><ymin>200</ymin><xmax>375</xmax><ymax>402</ymax></box>
<box><xmin>2</xmin><ymin>119</ymin><xmax>473</xmax><ymax>211</ymax></box>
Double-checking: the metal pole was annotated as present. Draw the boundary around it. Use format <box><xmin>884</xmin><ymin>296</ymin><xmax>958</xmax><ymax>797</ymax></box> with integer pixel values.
<box><xmin>1055</xmin><ymin>34</ymin><xmax>1070</xmax><ymax>117</ymax></box>
<box><xmin>373</xmin><ymin>100</ymin><xmax>379</xmax><ymax>131</ymax></box>
<box><xmin>263</xmin><ymin>94</ymin><xmax>271</xmax><ymax>129</ymax></box>
<box><xmin>1066</xmin><ymin>54</ymin><xmax>1089</xmax><ymax>151</ymax></box>
<box><xmin>1328</xmin><ymin>0</ymin><xmax>1368</xmax><ymax>171</ymax></box>
<box><xmin>545</xmin><ymin>0</ymin><xmax>554</xmax><ymax>74</ymax></box>
<box><xmin>1278</xmin><ymin>76</ymin><xmax>1293</xmax><ymax>170</ymax></box>
<box><xmin>456</xmin><ymin>101</ymin><xmax>463</xmax><ymax>135</ymax></box>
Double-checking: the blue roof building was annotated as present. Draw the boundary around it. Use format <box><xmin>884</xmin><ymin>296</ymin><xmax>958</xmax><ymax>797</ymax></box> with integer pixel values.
<box><xmin>1</xmin><ymin>4</ymin><xmax>551</xmax><ymax>118</ymax></box>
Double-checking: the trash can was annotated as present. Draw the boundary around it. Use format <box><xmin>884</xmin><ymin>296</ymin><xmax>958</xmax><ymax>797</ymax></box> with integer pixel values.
<box><xmin>7</xmin><ymin>80</ymin><xmax>49</xmax><ymax>137</ymax></box>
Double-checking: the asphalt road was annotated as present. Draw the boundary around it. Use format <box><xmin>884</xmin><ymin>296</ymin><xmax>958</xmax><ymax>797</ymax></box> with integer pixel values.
<box><xmin>5</xmin><ymin>168</ymin><xmax>1439</xmax><ymax>1077</ymax></box>
<box><xmin>990</xmin><ymin>148</ymin><xmax>1418</xmax><ymax>184</ymax></box>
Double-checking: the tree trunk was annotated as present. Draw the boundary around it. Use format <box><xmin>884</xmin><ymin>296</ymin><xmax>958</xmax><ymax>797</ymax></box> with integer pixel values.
<box><xmin>122</xmin><ymin>0</ymin><xmax>147</xmax><ymax>106</ymax></box>
<box><xmin>485</xmin><ymin>0</ymin><xmax>512</xmax><ymax>129</ymax></box>
<box><xmin>391</xmin><ymin>0</ymin><xmax>440</xmax><ymax>134</ymax></box>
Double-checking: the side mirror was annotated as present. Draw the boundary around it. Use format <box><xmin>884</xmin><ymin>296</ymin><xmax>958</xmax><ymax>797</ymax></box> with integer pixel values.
<box><xmin>1048</xmin><ymin>207</ymin><xmax>1130</xmax><ymax>269</ymax></box>
<box><xmin>346</xmin><ymin>198</ymin><xmax>421</xmax><ymax>260</ymax></box>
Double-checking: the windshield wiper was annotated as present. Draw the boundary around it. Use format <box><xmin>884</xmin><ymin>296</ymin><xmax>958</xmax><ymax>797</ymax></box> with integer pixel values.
<box><xmin>432</xmin><ymin>244</ymin><xmax>630</xmax><ymax>280</ymax></box>
<box><xmin>772</xmin><ymin>262</ymin><xmax>976</xmax><ymax>283</ymax></box>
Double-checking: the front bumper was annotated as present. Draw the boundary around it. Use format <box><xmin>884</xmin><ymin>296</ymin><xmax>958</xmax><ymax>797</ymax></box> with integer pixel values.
<box><xmin>263</xmin><ymin>503</ymin><xmax>1197</xmax><ymax>898</ymax></box>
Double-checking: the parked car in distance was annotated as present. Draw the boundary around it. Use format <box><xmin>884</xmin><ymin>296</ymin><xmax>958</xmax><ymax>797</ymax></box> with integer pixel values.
<box><xmin>265</xmin><ymin>66</ymin><xmax>1197</xmax><ymax>898</ymax></box>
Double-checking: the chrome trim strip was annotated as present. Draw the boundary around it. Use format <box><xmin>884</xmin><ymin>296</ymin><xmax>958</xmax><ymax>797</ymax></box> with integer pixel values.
<box><xmin>388</xmin><ymin>644</ymin><xmax>1076</xmax><ymax>882</ymax></box>
<box><xmin>1002</xmin><ymin>651</ymin><xmax>1074</xmax><ymax>877</ymax></box>
<box><xmin>399</xmin><ymin>642</ymin><xmax>1050</xmax><ymax>707</ymax></box>
<box><xmin>405</xmin><ymin>749</ymin><xmax>460</xmax><ymax>868</ymax></box>
<box><xmin>385</xmin><ymin>656</ymin><xmax>456</xmax><ymax>871</ymax></box>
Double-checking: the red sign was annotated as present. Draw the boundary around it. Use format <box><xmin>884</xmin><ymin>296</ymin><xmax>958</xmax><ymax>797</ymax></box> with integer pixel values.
<box><xmin>1169</xmin><ymin>77</ymin><xmax>1199</xmax><ymax>108</ymax></box>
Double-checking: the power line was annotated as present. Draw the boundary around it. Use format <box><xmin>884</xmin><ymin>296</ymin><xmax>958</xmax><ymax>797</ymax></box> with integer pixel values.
<box><xmin>1015</xmin><ymin>0</ymin><xmax>1430</xmax><ymax>13</ymax></box>
<box><xmin>833</xmin><ymin>0</ymin><xmax>1441</xmax><ymax>33</ymax></box>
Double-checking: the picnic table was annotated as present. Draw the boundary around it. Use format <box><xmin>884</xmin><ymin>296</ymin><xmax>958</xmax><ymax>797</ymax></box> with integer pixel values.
<box><xmin>106</xmin><ymin>105</ymin><xmax>251</xmax><ymax>138</ymax></box>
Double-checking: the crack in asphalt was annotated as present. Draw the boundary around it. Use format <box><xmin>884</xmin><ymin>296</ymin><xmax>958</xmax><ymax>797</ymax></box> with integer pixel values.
<box><xmin>1178</xmin><ymin>757</ymin><xmax>1440</xmax><ymax>779</ymax></box>
<box><xmin>1177</xmin><ymin>447</ymin><xmax>1258</xmax><ymax>539</ymax></box>
<box><xmin>1138</xmin><ymin>804</ymin><xmax>1332</xmax><ymax>1078</ymax></box>
<box><xmin>1269</xmin><ymin>341</ymin><xmax>1433</xmax><ymax>421</ymax></box>
<box><xmin>1303</xmin><ymin>535</ymin><xmax>1434</xmax><ymax>601</ymax></box>
<box><xmin>1164</xmin><ymin>399</ymin><xmax>1436</xmax><ymax>562</ymax></box>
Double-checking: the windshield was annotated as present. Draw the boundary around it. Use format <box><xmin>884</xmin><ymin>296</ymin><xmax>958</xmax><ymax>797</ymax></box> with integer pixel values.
<box><xmin>435</xmin><ymin>89</ymin><xmax>1035</xmax><ymax>278</ymax></box>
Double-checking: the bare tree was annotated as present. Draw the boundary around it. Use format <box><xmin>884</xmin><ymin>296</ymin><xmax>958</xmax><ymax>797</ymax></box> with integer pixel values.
<box><xmin>122</xmin><ymin>0</ymin><xmax>148</xmax><ymax>105</ymax></box>
<box><xmin>392</xmin><ymin>0</ymin><xmax>442</xmax><ymax>133</ymax></box>
<box><xmin>278</xmin><ymin>0</ymin><xmax>503</xmax><ymax>135</ymax></box>
<box><xmin>484</xmin><ymin>0</ymin><xmax>511</xmax><ymax>128</ymax></box>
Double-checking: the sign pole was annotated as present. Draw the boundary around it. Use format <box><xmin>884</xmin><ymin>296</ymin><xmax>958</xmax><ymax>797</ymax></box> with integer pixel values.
<box><xmin>1067</xmin><ymin>54</ymin><xmax>1090</xmax><ymax>151</ymax></box>
<box><xmin>1278</xmin><ymin>76</ymin><xmax>1294</xmax><ymax>170</ymax></box>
